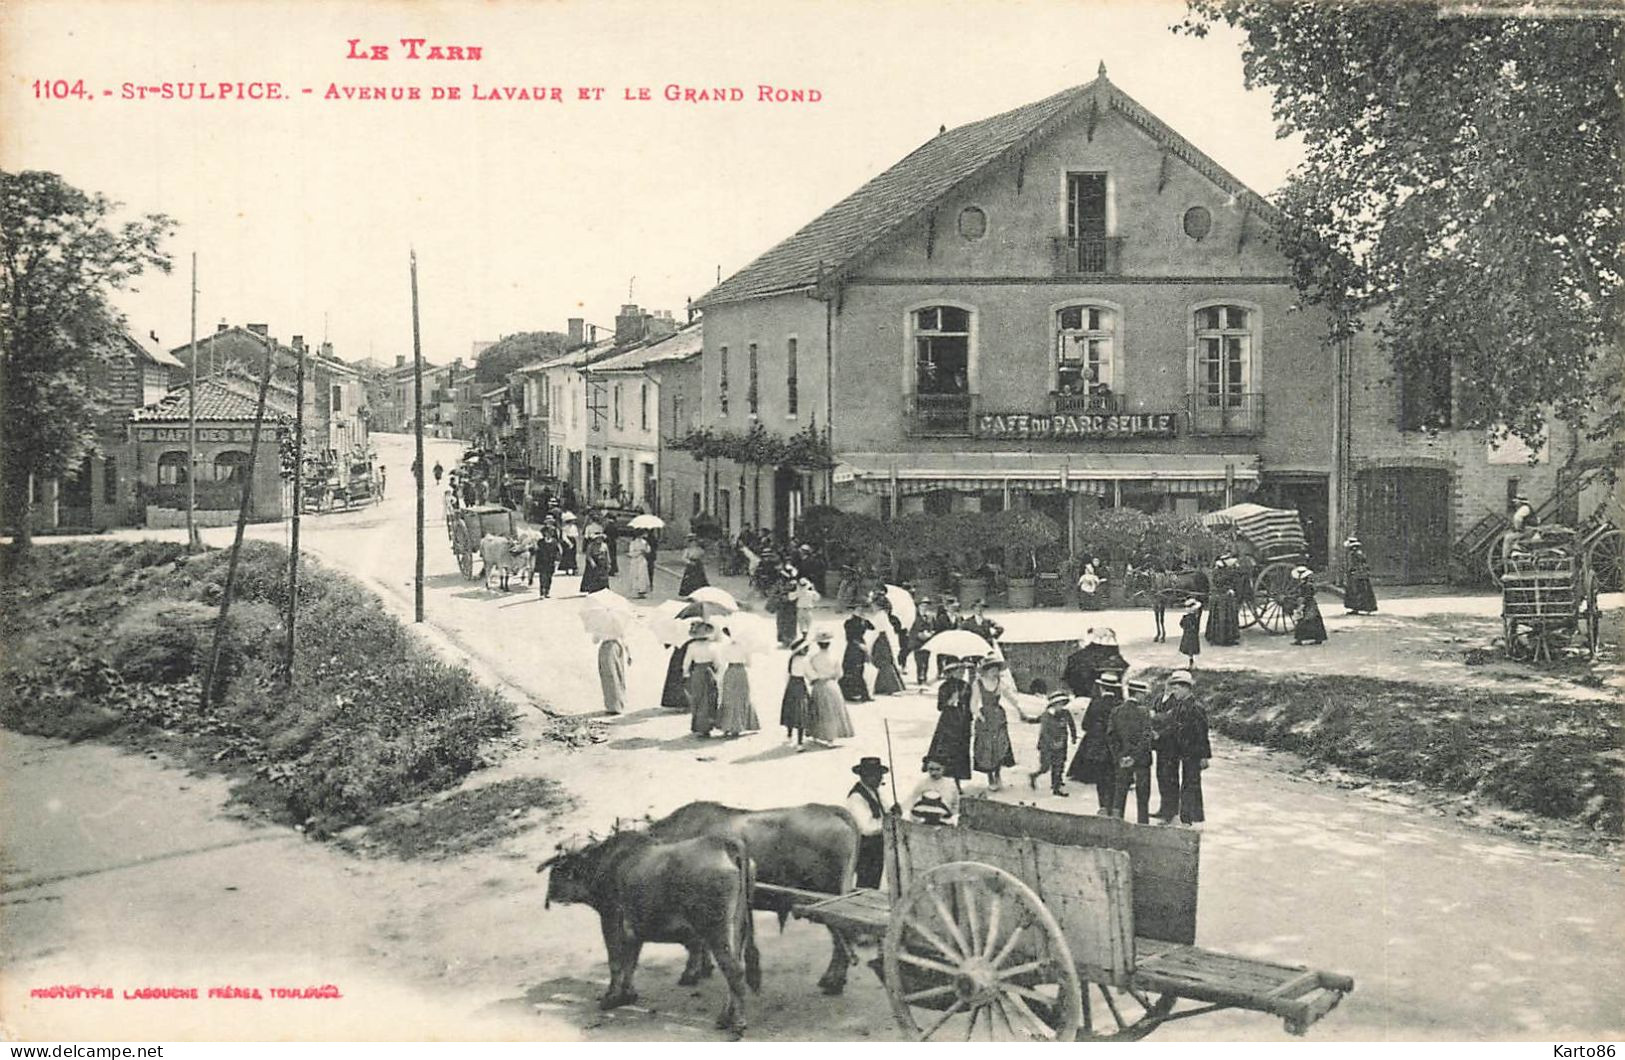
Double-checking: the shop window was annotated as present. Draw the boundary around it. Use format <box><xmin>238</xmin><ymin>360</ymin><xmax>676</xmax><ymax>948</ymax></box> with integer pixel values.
<box><xmin>157</xmin><ymin>450</ymin><xmax>189</xmax><ymax>485</ymax></box>
<box><xmin>214</xmin><ymin>450</ymin><xmax>251</xmax><ymax>483</ymax></box>
<box><xmin>912</xmin><ymin>306</ymin><xmax>971</xmax><ymax>395</ymax></box>
<box><xmin>1056</xmin><ymin>305</ymin><xmax>1117</xmax><ymax>396</ymax></box>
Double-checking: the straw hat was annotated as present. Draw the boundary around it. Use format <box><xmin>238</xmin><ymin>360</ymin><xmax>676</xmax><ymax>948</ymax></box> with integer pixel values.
<box><xmin>1292</xmin><ymin>565</ymin><xmax>1313</xmax><ymax>581</ymax></box>
<box><xmin>1167</xmin><ymin>670</ymin><xmax>1194</xmax><ymax>687</ymax></box>
<box><xmin>1046</xmin><ymin>690</ymin><xmax>1073</xmax><ymax>708</ymax></box>
<box><xmin>1094</xmin><ymin>628</ymin><xmax>1118</xmax><ymax>646</ymax></box>
<box><xmin>814</xmin><ymin>630</ymin><xmax>834</xmax><ymax>644</ymax></box>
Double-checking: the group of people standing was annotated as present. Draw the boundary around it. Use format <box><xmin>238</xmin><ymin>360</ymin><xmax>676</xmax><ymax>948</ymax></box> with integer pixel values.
<box><xmin>659</xmin><ymin>619</ymin><xmax>762</xmax><ymax>739</ymax></box>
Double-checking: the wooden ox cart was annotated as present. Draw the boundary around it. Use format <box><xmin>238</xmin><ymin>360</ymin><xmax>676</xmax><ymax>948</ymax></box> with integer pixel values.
<box><xmin>759</xmin><ymin>799</ymin><xmax>1352</xmax><ymax>1042</ymax></box>
<box><xmin>1501</xmin><ymin>538</ymin><xmax>1600</xmax><ymax>662</ymax></box>
<box><xmin>449</xmin><ymin>503</ymin><xmax>516</xmax><ymax>580</ymax></box>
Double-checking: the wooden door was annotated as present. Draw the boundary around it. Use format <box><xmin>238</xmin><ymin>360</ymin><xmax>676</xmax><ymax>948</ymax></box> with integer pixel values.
<box><xmin>1357</xmin><ymin>468</ymin><xmax>1450</xmax><ymax>582</ymax></box>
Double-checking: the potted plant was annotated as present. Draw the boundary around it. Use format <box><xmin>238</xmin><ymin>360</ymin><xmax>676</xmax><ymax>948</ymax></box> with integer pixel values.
<box><xmin>989</xmin><ymin>509</ymin><xmax>1059</xmax><ymax>608</ymax></box>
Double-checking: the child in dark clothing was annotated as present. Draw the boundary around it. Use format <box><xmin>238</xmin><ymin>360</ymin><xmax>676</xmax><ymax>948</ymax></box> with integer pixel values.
<box><xmin>1021</xmin><ymin>679</ymin><xmax>1078</xmax><ymax>796</ymax></box>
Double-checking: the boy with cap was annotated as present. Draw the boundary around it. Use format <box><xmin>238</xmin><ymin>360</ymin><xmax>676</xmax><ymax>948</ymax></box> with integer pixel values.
<box><xmin>1107</xmin><ymin>677</ymin><xmax>1154</xmax><ymax>823</ymax></box>
<box><xmin>846</xmin><ymin>756</ymin><xmax>893</xmax><ymax>888</ymax></box>
<box><xmin>1024</xmin><ymin>682</ymin><xmax>1079</xmax><ymax>796</ymax></box>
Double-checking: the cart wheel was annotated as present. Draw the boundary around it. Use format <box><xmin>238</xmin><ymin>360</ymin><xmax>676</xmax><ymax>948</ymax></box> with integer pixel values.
<box><xmin>1252</xmin><ymin>563</ymin><xmax>1297</xmax><ymax>635</ymax></box>
<box><xmin>1235</xmin><ymin>591</ymin><xmax>1259</xmax><ymax>630</ymax></box>
<box><xmin>882</xmin><ymin>861</ymin><xmax>1082</xmax><ymax>1042</ymax></box>
<box><xmin>1588</xmin><ymin>529</ymin><xmax>1621</xmax><ymax>593</ymax></box>
<box><xmin>1486</xmin><ymin>542</ymin><xmax>1508</xmax><ymax>588</ymax></box>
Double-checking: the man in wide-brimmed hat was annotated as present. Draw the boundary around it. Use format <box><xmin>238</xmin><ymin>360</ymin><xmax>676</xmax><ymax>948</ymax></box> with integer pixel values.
<box><xmin>1106</xmin><ymin>675</ymin><xmax>1154</xmax><ymax>823</ymax></box>
<box><xmin>845</xmin><ymin>756</ymin><xmax>893</xmax><ymax>888</ymax></box>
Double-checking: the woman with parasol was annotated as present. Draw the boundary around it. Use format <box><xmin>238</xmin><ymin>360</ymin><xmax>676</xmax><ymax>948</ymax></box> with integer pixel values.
<box><xmin>868</xmin><ymin>594</ymin><xmax>907</xmax><ymax>696</ymax></box>
<box><xmin>684</xmin><ymin>621</ymin><xmax>722</xmax><ymax>735</ymax></box>
<box><xmin>660</xmin><ymin>619</ymin><xmax>706</xmax><ymax>710</ymax></box>
<box><xmin>971</xmin><ymin>656</ymin><xmax>1017</xmax><ymax>791</ymax></box>
<box><xmin>715</xmin><ymin>624</ymin><xmax>762</xmax><ymax>738</ymax></box>
<box><xmin>582</xmin><ymin>604</ymin><xmax>631</xmax><ymax>715</ymax></box>
<box><xmin>922</xmin><ymin>657</ymin><xmax>974</xmax><ymax>789</ymax></box>
<box><xmin>780</xmin><ymin>635</ymin><xmax>813</xmax><ymax>745</ymax></box>
<box><xmin>678</xmin><ymin>534</ymin><xmax>710</xmax><ymax>596</ymax></box>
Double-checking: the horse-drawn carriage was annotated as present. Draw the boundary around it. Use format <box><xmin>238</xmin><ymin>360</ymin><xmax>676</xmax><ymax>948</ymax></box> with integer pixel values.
<box><xmin>1198</xmin><ymin>503</ymin><xmax>1310</xmax><ymax>634</ymax></box>
<box><xmin>1500</xmin><ymin>532</ymin><xmax>1601</xmax><ymax>662</ymax></box>
<box><xmin>762</xmin><ymin>799</ymin><xmax>1353</xmax><ymax>1041</ymax></box>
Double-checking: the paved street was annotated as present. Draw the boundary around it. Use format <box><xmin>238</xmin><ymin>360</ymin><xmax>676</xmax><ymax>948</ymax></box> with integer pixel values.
<box><xmin>3</xmin><ymin>431</ymin><xmax>1621</xmax><ymax>1042</ymax></box>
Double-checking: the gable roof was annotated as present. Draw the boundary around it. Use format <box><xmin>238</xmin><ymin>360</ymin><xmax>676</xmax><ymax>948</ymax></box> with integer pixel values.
<box><xmin>132</xmin><ymin>370</ymin><xmax>297</xmax><ymax>423</ymax></box>
<box><xmin>696</xmin><ymin>71</ymin><xmax>1282</xmax><ymax>309</ymax></box>
<box><xmin>518</xmin><ymin>336</ymin><xmax>620</xmax><ymax>374</ymax></box>
<box><xmin>589</xmin><ymin>322</ymin><xmax>703</xmax><ymax>373</ymax></box>
<box><xmin>121</xmin><ymin>330</ymin><xmax>184</xmax><ymax>369</ymax></box>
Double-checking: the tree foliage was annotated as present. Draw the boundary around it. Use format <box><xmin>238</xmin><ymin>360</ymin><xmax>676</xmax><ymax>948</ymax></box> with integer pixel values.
<box><xmin>1177</xmin><ymin>4</ymin><xmax>1623</xmax><ymax>452</ymax></box>
<box><xmin>1</xmin><ymin>170</ymin><xmax>176</xmax><ymax>540</ymax></box>
<box><xmin>474</xmin><ymin>331</ymin><xmax>571</xmax><ymax>384</ymax></box>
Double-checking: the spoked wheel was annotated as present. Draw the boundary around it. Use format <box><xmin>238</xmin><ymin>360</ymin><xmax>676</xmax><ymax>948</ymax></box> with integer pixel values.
<box><xmin>1235</xmin><ymin>588</ymin><xmax>1259</xmax><ymax>629</ymax></box>
<box><xmin>882</xmin><ymin>862</ymin><xmax>1082</xmax><ymax>1041</ymax></box>
<box><xmin>1589</xmin><ymin>529</ymin><xmax>1621</xmax><ymax>593</ymax></box>
<box><xmin>1252</xmin><ymin>563</ymin><xmax>1298</xmax><ymax>634</ymax></box>
<box><xmin>1080</xmin><ymin>983</ymin><xmax>1177</xmax><ymax>1041</ymax></box>
<box><xmin>1486</xmin><ymin>543</ymin><xmax>1508</xmax><ymax>588</ymax></box>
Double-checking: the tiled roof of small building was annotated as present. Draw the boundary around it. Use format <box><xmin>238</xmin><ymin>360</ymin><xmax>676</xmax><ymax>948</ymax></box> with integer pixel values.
<box><xmin>696</xmin><ymin>73</ymin><xmax>1280</xmax><ymax>308</ymax></box>
<box><xmin>131</xmin><ymin>371</ymin><xmax>297</xmax><ymax>423</ymax></box>
<box><xmin>589</xmin><ymin>322</ymin><xmax>703</xmax><ymax>372</ymax></box>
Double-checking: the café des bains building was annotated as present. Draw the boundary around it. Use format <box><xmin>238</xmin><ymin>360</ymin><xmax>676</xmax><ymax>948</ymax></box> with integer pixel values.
<box><xmin>694</xmin><ymin>67</ymin><xmax>1342</xmax><ymax>567</ymax></box>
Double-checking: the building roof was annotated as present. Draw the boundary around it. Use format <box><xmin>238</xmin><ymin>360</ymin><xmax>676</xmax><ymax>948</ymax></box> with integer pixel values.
<box><xmin>696</xmin><ymin>71</ymin><xmax>1282</xmax><ymax>309</ymax></box>
<box><xmin>122</xmin><ymin>330</ymin><xmax>184</xmax><ymax>369</ymax></box>
<box><xmin>517</xmin><ymin>336</ymin><xmax>620</xmax><ymax>374</ymax></box>
<box><xmin>588</xmin><ymin>322</ymin><xmax>703</xmax><ymax>373</ymax></box>
<box><xmin>481</xmin><ymin>384</ymin><xmax>510</xmax><ymax>401</ymax></box>
<box><xmin>132</xmin><ymin>370</ymin><xmax>298</xmax><ymax>423</ymax></box>
<box><xmin>168</xmin><ymin>325</ymin><xmax>358</xmax><ymax>375</ymax></box>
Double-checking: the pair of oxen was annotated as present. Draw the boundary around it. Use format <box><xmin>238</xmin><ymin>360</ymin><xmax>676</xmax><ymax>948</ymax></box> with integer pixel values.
<box><xmin>537</xmin><ymin>801</ymin><xmax>861</xmax><ymax>1037</ymax></box>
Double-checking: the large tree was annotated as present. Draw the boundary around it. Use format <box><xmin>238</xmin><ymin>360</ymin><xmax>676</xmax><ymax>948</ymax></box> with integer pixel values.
<box><xmin>1178</xmin><ymin>3</ymin><xmax>1623</xmax><ymax>456</ymax></box>
<box><xmin>475</xmin><ymin>331</ymin><xmax>571</xmax><ymax>384</ymax></box>
<box><xmin>1</xmin><ymin>170</ymin><xmax>176</xmax><ymax>547</ymax></box>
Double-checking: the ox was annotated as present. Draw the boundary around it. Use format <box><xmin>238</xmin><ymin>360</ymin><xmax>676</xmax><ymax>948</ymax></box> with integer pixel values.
<box><xmin>479</xmin><ymin>531</ymin><xmax>537</xmax><ymax>591</ymax></box>
<box><xmin>540</xmin><ymin>831</ymin><xmax>760</xmax><ymax>1036</ymax></box>
<box><xmin>643</xmin><ymin>801</ymin><xmax>861</xmax><ymax>995</ymax></box>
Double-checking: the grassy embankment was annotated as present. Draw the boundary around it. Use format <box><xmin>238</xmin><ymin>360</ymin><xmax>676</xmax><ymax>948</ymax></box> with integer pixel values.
<box><xmin>1163</xmin><ymin>667</ymin><xmax>1622</xmax><ymax>836</ymax></box>
<box><xmin>0</xmin><ymin>540</ymin><xmax>569</xmax><ymax>844</ymax></box>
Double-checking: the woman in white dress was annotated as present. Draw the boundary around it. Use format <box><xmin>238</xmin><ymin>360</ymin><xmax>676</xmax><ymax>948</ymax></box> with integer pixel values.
<box><xmin>627</xmin><ymin>534</ymin><xmax>652</xmax><ymax>598</ymax></box>
<box><xmin>806</xmin><ymin>631</ymin><xmax>855</xmax><ymax>746</ymax></box>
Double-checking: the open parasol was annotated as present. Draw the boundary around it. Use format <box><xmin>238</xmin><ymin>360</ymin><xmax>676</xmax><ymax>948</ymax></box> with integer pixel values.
<box><xmin>580</xmin><ymin>607</ymin><xmax>628</xmax><ymax>643</ymax></box>
<box><xmin>628</xmin><ymin>513</ymin><xmax>665</xmax><ymax>530</ymax></box>
<box><xmin>583</xmin><ymin>588</ymin><xmax>634</xmax><ymax>613</ymax></box>
<box><xmin>677</xmin><ymin>599</ymin><xmax>736</xmax><ymax>620</ymax></box>
<box><xmin>685</xmin><ymin>585</ymin><xmax>739</xmax><ymax>611</ymax></box>
<box><xmin>883</xmin><ymin>584</ymin><xmax>917</xmax><ymax>628</ymax></box>
<box><xmin>921</xmin><ymin>628</ymin><xmax>995</xmax><ymax>659</ymax></box>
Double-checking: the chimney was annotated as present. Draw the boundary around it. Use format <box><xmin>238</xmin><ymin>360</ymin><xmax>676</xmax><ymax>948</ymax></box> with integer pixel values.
<box><xmin>567</xmin><ymin>318</ymin><xmax>585</xmax><ymax>348</ymax></box>
<box><xmin>217</xmin><ymin>322</ymin><xmax>229</xmax><ymax>333</ymax></box>
<box><xmin>292</xmin><ymin>334</ymin><xmax>304</xmax><ymax>351</ymax></box>
<box><xmin>247</xmin><ymin>323</ymin><xmax>269</xmax><ymax>336</ymax></box>
<box><xmin>321</xmin><ymin>341</ymin><xmax>333</xmax><ymax>360</ymax></box>
<box><xmin>396</xmin><ymin>354</ymin><xmax>406</xmax><ymax>368</ymax></box>
<box><xmin>615</xmin><ymin>303</ymin><xmax>646</xmax><ymax>346</ymax></box>
<box><xmin>686</xmin><ymin>297</ymin><xmax>695</xmax><ymax>325</ymax></box>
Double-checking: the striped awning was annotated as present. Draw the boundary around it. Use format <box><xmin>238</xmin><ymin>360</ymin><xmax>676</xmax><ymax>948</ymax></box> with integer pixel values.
<box><xmin>1201</xmin><ymin>502</ymin><xmax>1307</xmax><ymax>558</ymax></box>
<box><xmin>834</xmin><ymin>452</ymin><xmax>1260</xmax><ymax>496</ymax></box>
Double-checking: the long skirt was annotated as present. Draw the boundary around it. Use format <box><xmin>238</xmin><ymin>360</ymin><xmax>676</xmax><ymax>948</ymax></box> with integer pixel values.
<box><xmin>580</xmin><ymin>557</ymin><xmax>611</xmax><ymax>594</ymax></box>
<box><xmin>775</xmin><ymin>603</ymin><xmax>798</xmax><ymax>646</ymax></box>
<box><xmin>688</xmin><ymin>663</ymin><xmax>720</xmax><ymax>734</ymax></box>
<box><xmin>597</xmin><ymin>639</ymin><xmax>627</xmax><ymax>715</ymax></box>
<box><xmin>973</xmin><ymin>713</ymin><xmax>1016</xmax><ymax>774</ymax></box>
<box><xmin>660</xmin><ymin>644</ymin><xmax>690</xmax><ymax>709</ymax></box>
<box><xmin>871</xmin><ymin>634</ymin><xmax>907</xmax><ymax>695</ymax></box>
<box><xmin>717</xmin><ymin>662</ymin><xmax>760</xmax><ymax>736</ymax></box>
<box><xmin>779</xmin><ymin>675</ymin><xmax>809</xmax><ymax>738</ymax></box>
<box><xmin>923</xmin><ymin>709</ymin><xmax>972</xmax><ymax>780</ymax></box>
<box><xmin>1205</xmin><ymin>591</ymin><xmax>1240</xmax><ymax>646</ymax></box>
<box><xmin>678</xmin><ymin>560</ymin><xmax>709</xmax><ymax>597</ymax></box>
<box><xmin>1345</xmin><ymin>572</ymin><xmax>1379</xmax><ymax>613</ymax></box>
<box><xmin>1178</xmin><ymin>620</ymin><xmax>1202</xmax><ymax>659</ymax></box>
<box><xmin>807</xmin><ymin>678</ymin><xmax>854</xmax><ymax>743</ymax></box>
<box><xmin>1294</xmin><ymin>595</ymin><xmax>1328</xmax><ymax>644</ymax></box>
<box><xmin>839</xmin><ymin>641</ymin><xmax>871</xmax><ymax>702</ymax></box>
<box><xmin>629</xmin><ymin>556</ymin><xmax>652</xmax><ymax>597</ymax></box>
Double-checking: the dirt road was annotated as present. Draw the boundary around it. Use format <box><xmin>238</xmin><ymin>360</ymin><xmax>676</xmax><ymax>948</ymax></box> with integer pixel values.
<box><xmin>4</xmin><ymin>432</ymin><xmax>1621</xmax><ymax>1041</ymax></box>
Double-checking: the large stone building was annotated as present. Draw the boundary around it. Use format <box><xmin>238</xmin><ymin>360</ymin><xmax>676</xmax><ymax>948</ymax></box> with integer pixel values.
<box><xmin>584</xmin><ymin>321</ymin><xmax>704</xmax><ymax>519</ymax></box>
<box><xmin>168</xmin><ymin>324</ymin><xmax>367</xmax><ymax>459</ymax></box>
<box><xmin>695</xmin><ymin>68</ymin><xmax>1340</xmax><ymax>564</ymax></box>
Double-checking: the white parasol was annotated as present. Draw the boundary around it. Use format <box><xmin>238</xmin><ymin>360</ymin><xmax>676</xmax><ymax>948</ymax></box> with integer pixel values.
<box><xmin>628</xmin><ymin>513</ymin><xmax>665</xmax><ymax>530</ymax></box>
<box><xmin>921</xmin><ymin>628</ymin><xmax>996</xmax><ymax>659</ymax></box>
<box><xmin>583</xmin><ymin>588</ymin><xmax>634</xmax><ymax>613</ymax></box>
<box><xmin>580</xmin><ymin>607</ymin><xmax>628</xmax><ymax>643</ymax></box>
<box><xmin>883</xmin><ymin>584</ymin><xmax>917</xmax><ymax>628</ymax></box>
<box><xmin>685</xmin><ymin>585</ymin><xmax>739</xmax><ymax>611</ymax></box>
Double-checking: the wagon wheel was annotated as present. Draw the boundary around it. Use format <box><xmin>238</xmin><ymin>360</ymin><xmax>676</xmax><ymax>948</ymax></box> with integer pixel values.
<box><xmin>1078</xmin><ymin>983</ymin><xmax>1177</xmax><ymax>1041</ymax></box>
<box><xmin>882</xmin><ymin>861</ymin><xmax>1082</xmax><ymax>1042</ymax></box>
<box><xmin>1235</xmin><ymin>587</ymin><xmax>1259</xmax><ymax>629</ymax></box>
<box><xmin>1251</xmin><ymin>562</ymin><xmax>1298</xmax><ymax>635</ymax></box>
<box><xmin>454</xmin><ymin>523</ymin><xmax>475</xmax><ymax>579</ymax></box>
<box><xmin>1588</xmin><ymin>528</ymin><xmax>1622</xmax><ymax>593</ymax></box>
<box><xmin>1581</xmin><ymin>572</ymin><xmax>1601</xmax><ymax>660</ymax></box>
<box><xmin>1486</xmin><ymin>542</ymin><xmax>1508</xmax><ymax>588</ymax></box>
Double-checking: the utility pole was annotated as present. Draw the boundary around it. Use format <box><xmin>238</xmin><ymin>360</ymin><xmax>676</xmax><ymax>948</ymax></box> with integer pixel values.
<box><xmin>412</xmin><ymin>250</ymin><xmax>425</xmax><ymax>623</ymax></box>
<box><xmin>187</xmin><ymin>253</ymin><xmax>201</xmax><ymax>552</ymax></box>
<box><xmin>285</xmin><ymin>336</ymin><xmax>306</xmax><ymax>684</ymax></box>
<box><xmin>203</xmin><ymin>341</ymin><xmax>276</xmax><ymax>709</ymax></box>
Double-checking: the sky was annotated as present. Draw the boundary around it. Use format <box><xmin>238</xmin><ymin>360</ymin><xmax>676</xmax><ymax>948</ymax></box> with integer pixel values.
<box><xmin>2</xmin><ymin>0</ymin><xmax>1305</xmax><ymax>367</ymax></box>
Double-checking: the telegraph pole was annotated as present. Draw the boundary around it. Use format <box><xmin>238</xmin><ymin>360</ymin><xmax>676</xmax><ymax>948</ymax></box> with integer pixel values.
<box><xmin>187</xmin><ymin>253</ymin><xmax>201</xmax><ymax>552</ymax></box>
<box><xmin>412</xmin><ymin>250</ymin><xmax>425</xmax><ymax>623</ymax></box>
<box><xmin>285</xmin><ymin>336</ymin><xmax>306</xmax><ymax>684</ymax></box>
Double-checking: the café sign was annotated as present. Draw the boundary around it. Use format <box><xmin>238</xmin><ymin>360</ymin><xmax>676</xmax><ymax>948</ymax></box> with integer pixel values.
<box><xmin>975</xmin><ymin>411</ymin><xmax>1177</xmax><ymax>441</ymax></box>
<box><xmin>134</xmin><ymin>426</ymin><xmax>258</xmax><ymax>444</ymax></box>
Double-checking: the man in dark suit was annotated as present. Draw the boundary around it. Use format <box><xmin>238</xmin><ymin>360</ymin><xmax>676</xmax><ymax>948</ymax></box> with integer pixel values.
<box><xmin>1107</xmin><ymin>678</ymin><xmax>1154</xmax><ymax>823</ymax></box>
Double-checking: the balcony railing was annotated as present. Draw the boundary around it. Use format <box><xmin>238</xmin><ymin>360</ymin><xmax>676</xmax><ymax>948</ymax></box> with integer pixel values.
<box><xmin>1186</xmin><ymin>392</ymin><xmax>1265</xmax><ymax>436</ymax></box>
<box><xmin>905</xmin><ymin>392</ymin><xmax>977</xmax><ymax>437</ymax></box>
<box><xmin>1051</xmin><ymin>390</ymin><xmax>1122</xmax><ymax>415</ymax></box>
<box><xmin>1051</xmin><ymin>236</ymin><xmax>1124</xmax><ymax>276</ymax></box>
